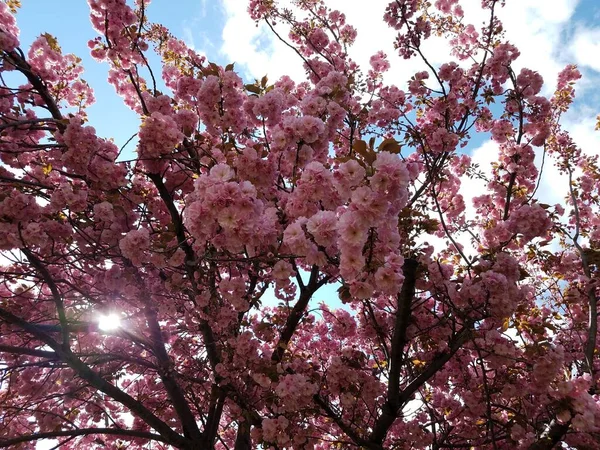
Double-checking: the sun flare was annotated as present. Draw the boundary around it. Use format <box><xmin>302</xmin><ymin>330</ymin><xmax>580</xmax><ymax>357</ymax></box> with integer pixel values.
<box><xmin>97</xmin><ymin>313</ymin><xmax>121</xmax><ymax>331</ymax></box>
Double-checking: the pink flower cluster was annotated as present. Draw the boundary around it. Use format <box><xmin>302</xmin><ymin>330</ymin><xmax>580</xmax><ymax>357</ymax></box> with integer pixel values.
<box><xmin>274</xmin><ymin>373</ymin><xmax>318</xmax><ymax>411</ymax></box>
<box><xmin>2</xmin><ymin>1</ymin><xmax>599</xmax><ymax>449</ymax></box>
<box><xmin>384</xmin><ymin>0</ymin><xmax>432</xmax><ymax>59</ymax></box>
<box><xmin>119</xmin><ymin>227</ymin><xmax>150</xmax><ymax>267</ymax></box>
<box><xmin>369</xmin><ymin>51</ymin><xmax>390</xmax><ymax>73</ymax></box>
<box><xmin>450</xmin><ymin>24</ymin><xmax>479</xmax><ymax>60</ymax></box>
<box><xmin>138</xmin><ymin>112</ymin><xmax>183</xmax><ymax>159</ymax></box>
<box><xmin>27</xmin><ymin>35</ymin><xmax>95</xmax><ymax>109</ymax></box>
<box><xmin>0</xmin><ymin>191</ymin><xmax>41</xmax><ymax>250</ymax></box>
<box><xmin>507</xmin><ymin>203</ymin><xmax>552</xmax><ymax>241</ymax></box>
<box><xmin>184</xmin><ymin>164</ymin><xmax>278</xmax><ymax>253</ymax></box>
<box><xmin>261</xmin><ymin>416</ymin><xmax>291</xmax><ymax>447</ymax></box>
<box><xmin>197</xmin><ymin>72</ymin><xmax>247</xmax><ymax>134</ymax></box>
<box><xmin>434</xmin><ymin>0</ymin><xmax>459</xmax><ymax>15</ymax></box>
<box><xmin>60</xmin><ymin>119</ymin><xmax>126</xmax><ymax>189</ymax></box>
<box><xmin>487</xmin><ymin>43</ymin><xmax>520</xmax><ymax>84</ymax></box>
<box><xmin>0</xmin><ymin>2</ymin><xmax>20</xmax><ymax>51</ymax></box>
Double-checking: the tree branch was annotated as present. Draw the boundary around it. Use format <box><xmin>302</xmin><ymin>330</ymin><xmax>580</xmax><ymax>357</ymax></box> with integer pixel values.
<box><xmin>21</xmin><ymin>247</ymin><xmax>70</xmax><ymax>346</ymax></box>
<box><xmin>271</xmin><ymin>265</ymin><xmax>327</xmax><ymax>363</ymax></box>
<box><xmin>398</xmin><ymin>325</ymin><xmax>472</xmax><ymax>405</ymax></box>
<box><xmin>0</xmin><ymin>427</ymin><xmax>171</xmax><ymax>448</ymax></box>
<box><xmin>147</xmin><ymin>172</ymin><xmax>221</xmax><ymax>370</ymax></box>
<box><xmin>144</xmin><ymin>306</ymin><xmax>203</xmax><ymax>442</ymax></box>
<box><xmin>0</xmin><ymin>344</ymin><xmax>56</xmax><ymax>359</ymax></box>
<box><xmin>313</xmin><ymin>394</ymin><xmax>380</xmax><ymax>450</ymax></box>
<box><xmin>370</xmin><ymin>323</ymin><xmax>472</xmax><ymax>445</ymax></box>
<box><xmin>4</xmin><ymin>50</ymin><xmax>65</xmax><ymax>126</ymax></box>
<box><xmin>527</xmin><ymin>419</ymin><xmax>570</xmax><ymax>450</ymax></box>
<box><xmin>370</xmin><ymin>258</ymin><xmax>418</xmax><ymax>445</ymax></box>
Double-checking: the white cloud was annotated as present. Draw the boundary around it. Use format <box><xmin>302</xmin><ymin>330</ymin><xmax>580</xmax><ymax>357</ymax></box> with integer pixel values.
<box><xmin>533</xmin><ymin>106</ymin><xmax>600</xmax><ymax>214</ymax></box>
<box><xmin>460</xmin><ymin>139</ymin><xmax>498</xmax><ymax>217</ymax></box>
<box><xmin>565</xmin><ymin>108</ymin><xmax>600</xmax><ymax>158</ymax></box>
<box><xmin>220</xmin><ymin>0</ymin><xmax>306</xmax><ymax>81</ymax></box>
<box><xmin>182</xmin><ymin>26</ymin><xmax>197</xmax><ymax>50</ymax></box>
<box><xmin>570</xmin><ymin>26</ymin><xmax>600</xmax><ymax>73</ymax></box>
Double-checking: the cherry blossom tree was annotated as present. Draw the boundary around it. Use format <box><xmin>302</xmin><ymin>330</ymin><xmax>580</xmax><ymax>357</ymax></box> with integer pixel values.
<box><xmin>1</xmin><ymin>0</ymin><xmax>599</xmax><ymax>448</ymax></box>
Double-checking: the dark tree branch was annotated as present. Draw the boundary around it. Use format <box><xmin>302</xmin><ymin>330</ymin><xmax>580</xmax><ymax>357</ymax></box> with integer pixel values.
<box><xmin>370</xmin><ymin>258</ymin><xmax>418</xmax><ymax>445</ymax></box>
<box><xmin>0</xmin><ymin>427</ymin><xmax>171</xmax><ymax>448</ymax></box>
<box><xmin>370</xmin><ymin>323</ymin><xmax>472</xmax><ymax>445</ymax></box>
<box><xmin>398</xmin><ymin>326</ymin><xmax>472</xmax><ymax>405</ymax></box>
<box><xmin>313</xmin><ymin>395</ymin><xmax>380</xmax><ymax>450</ymax></box>
<box><xmin>527</xmin><ymin>419</ymin><xmax>570</xmax><ymax>450</ymax></box>
<box><xmin>389</xmin><ymin>258</ymin><xmax>419</xmax><ymax>406</ymax></box>
<box><xmin>202</xmin><ymin>387</ymin><xmax>226</xmax><ymax>448</ymax></box>
<box><xmin>271</xmin><ymin>265</ymin><xmax>328</xmax><ymax>363</ymax></box>
<box><xmin>144</xmin><ymin>306</ymin><xmax>203</xmax><ymax>442</ymax></box>
<box><xmin>4</xmin><ymin>50</ymin><xmax>65</xmax><ymax>126</ymax></box>
<box><xmin>0</xmin><ymin>344</ymin><xmax>56</xmax><ymax>359</ymax></box>
<box><xmin>147</xmin><ymin>172</ymin><xmax>221</xmax><ymax>370</ymax></box>
<box><xmin>21</xmin><ymin>247</ymin><xmax>70</xmax><ymax>346</ymax></box>
<box><xmin>234</xmin><ymin>414</ymin><xmax>252</xmax><ymax>450</ymax></box>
